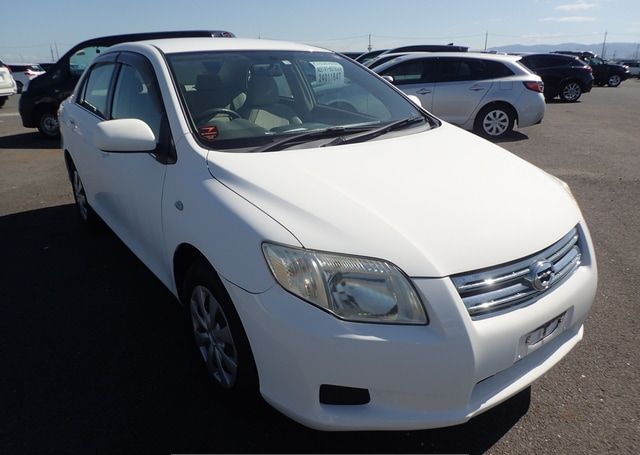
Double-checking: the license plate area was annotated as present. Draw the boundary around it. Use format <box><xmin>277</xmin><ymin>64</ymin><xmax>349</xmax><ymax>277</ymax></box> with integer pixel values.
<box><xmin>517</xmin><ymin>310</ymin><xmax>569</xmax><ymax>360</ymax></box>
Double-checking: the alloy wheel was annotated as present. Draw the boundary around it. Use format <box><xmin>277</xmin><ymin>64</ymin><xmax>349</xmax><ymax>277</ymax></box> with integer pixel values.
<box><xmin>562</xmin><ymin>83</ymin><xmax>581</xmax><ymax>101</ymax></box>
<box><xmin>72</xmin><ymin>170</ymin><xmax>89</xmax><ymax>221</ymax></box>
<box><xmin>190</xmin><ymin>285</ymin><xmax>238</xmax><ymax>388</ymax></box>
<box><xmin>608</xmin><ymin>75</ymin><xmax>621</xmax><ymax>87</ymax></box>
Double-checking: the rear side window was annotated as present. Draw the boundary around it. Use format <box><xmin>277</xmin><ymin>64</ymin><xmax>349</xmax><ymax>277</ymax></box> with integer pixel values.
<box><xmin>79</xmin><ymin>63</ymin><xmax>116</xmax><ymax>118</ymax></box>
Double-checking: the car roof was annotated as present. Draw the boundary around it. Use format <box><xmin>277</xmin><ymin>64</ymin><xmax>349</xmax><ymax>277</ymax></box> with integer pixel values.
<box><xmin>111</xmin><ymin>37</ymin><xmax>329</xmax><ymax>54</ymax></box>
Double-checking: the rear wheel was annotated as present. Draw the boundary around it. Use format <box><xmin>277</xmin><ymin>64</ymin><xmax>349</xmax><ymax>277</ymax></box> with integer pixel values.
<box><xmin>69</xmin><ymin>162</ymin><xmax>100</xmax><ymax>230</ymax></box>
<box><xmin>37</xmin><ymin>108</ymin><xmax>60</xmax><ymax>138</ymax></box>
<box><xmin>0</xmin><ymin>96</ymin><xmax>6</xmax><ymax>108</ymax></box>
<box><xmin>607</xmin><ymin>74</ymin><xmax>621</xmax><ymax>87</ymax></box>
<box><xmin>475</xmin><ymin>104</ymin><xmax>515</xmax><ymax>139</ymax></box>
<box><xmin>183</xmin><ymin>261</ymin><xmax>258</xmax><ymax>393</ymax></box>
<box><xmin>560</xmin><ymin>81</ymin><xmax>582</xmax><ymax>102</ymax></box>
<box><xmin>16</xmin><ymin>81</ymin><xmax>23</xmax><ymax>94</ymax></box>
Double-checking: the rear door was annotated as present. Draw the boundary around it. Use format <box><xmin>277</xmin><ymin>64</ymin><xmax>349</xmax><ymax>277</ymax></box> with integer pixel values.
<box><xmin>431</xmin><ymin>58</ymin><xmax>493</xmax><ymax>125</ymax></box>
<box><xmin>379</xmin><ymin>58</ymin><xmax>436</xmax><ymax>111</ymax></box>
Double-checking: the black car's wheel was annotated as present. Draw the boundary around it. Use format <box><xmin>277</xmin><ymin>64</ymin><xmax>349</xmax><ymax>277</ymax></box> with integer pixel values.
<box><xmin>475</xmin><ymin>104</ymin><xmax>515</xmax><ymax>139</ymax></box>
<box><xmin>69</xmin><ymin>162</ymin><xmax>100</xmax><ymax>230</ymax></box>
<box><xmin>607</xmin><ymin>74</ymin><xmax>622</xmax><ymax>87</ymax></box>
<box><xmin>183</xmin><ymin>261</ymin><xmax>258</xmax><ymax>393</ymax></box>
<box><xmin>560</xmin><ymin>81</ymin><xmax>583</xmax><ymax>102</ymax></box>
<box><xmin>37</xmin><ymin>108</ymin><xmax>60</xmax><ymax>138</ymax></box>
<box><xmin>16</xmin><ymin>81</ymin><xmax>23</xmax><ymax>94</ymax></box>
<box><xmin>0</xmin><ymin>96</ymin><xmax>6</xmax><ymax>108</ymax></box>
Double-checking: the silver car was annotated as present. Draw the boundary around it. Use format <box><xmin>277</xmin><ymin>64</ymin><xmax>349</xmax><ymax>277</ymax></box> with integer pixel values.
<box><xmin>375</xmin><ymin>52</ymin><xmax>545</xmax><ymax>138</ymax></box>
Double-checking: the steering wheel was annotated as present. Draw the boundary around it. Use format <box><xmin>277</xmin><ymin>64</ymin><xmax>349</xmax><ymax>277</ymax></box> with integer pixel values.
<box><xmin>195</xmin><ymin>108</ymin><xmax>242</xmax><ymax>124</ymax></box>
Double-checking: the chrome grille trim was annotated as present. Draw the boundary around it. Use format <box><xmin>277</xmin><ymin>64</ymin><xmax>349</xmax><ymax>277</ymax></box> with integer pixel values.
<box><xmin>452</xmin><ymin>227</ymin><xmax>582</xmax><ymax>317</ymax></box>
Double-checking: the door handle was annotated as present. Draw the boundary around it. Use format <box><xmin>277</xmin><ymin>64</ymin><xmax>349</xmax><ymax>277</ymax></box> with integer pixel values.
<box><xmin>470</xmin><ymin>85</ymin><xmax>486</xmax><ymax>91</ymax></box>
<box><xmin>416</xmin><ymin>88</ymin><xmax>431</xmax><ymax>95</ymax></box>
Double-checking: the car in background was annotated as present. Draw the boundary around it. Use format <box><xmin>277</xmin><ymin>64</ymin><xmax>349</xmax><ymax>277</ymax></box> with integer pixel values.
<box><xmin>19</xmin><ymin>30</ymin><xmax>234</xmax><ymax>137</ymax></box>
<box><xmin>7</xmin><ymin>63</ymin><xmax>45</xmax><ymax>93</ymax></box>
<box><xmin>38</xmin><ymin>62</ymin><xmax>56</xmax><ymax>72</ymax></box>
<box><xmin>519</xmin><ymin>53</ymin><xmax>593</xmax><ymax>102</ymax></box>
<box><xmin>616</xmin><ymin>60</ymin><xmax>640</xmax><ymax>77</ymax></box>
<box><xmin>355</xmin><ymin>49</ymin><xmax>388</xmax><ymax>65</ymax></box>
<box><xmin>552</xmin><ymin>50</ymin><xmax>597</xmax><ymax>60</ymax></box>
<box><xmin>375</xmin><ymin>52</ymin><xmax>545</xmax><ymax>138</ymax></box>
<box><xmin>584</xmin><ymin>57</ymin><xmax>631</xmax><ymax>87</ymax></box>
<box><xmin>366</xmin><ymin>52</ymin><xmax>409</xmax><ymax>69</ymax></box>
<box><xmin>0</xmin><ymin>60</ymin><xmax>18</xmax><ymax>108</ymax></box>
<box><xmin>59</xmin><ymin>36</ymin><xmax>596</xmax><ymax>431</ymax></box>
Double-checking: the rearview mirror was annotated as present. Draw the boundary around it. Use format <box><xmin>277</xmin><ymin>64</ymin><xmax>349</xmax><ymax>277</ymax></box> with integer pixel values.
<box><xmin>381</xmin><ymin>75</ymin><xmax>394</xmax><ymax>84</ymax></box>
<box><xmin>94</xmin><ymin>118</ymin><xmax>156</xmax><ymax>153</ymax></box>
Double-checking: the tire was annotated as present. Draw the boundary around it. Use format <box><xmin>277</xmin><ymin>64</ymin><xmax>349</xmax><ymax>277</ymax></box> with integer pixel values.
<box><xmin>183</xmin><ymin>261</ymin><xmax>258</xmax><ymax>393</ymax></box>
<box><xmin>607</xmin><ymin>74</ymin><xmax>622</xmax><ymax>87</ymax></box>
<box><xmin>69</xmin><ymin>162</ymin><xmax>101</xmax><ymax>231</ymax></box>
<box><xmin>0</xmin><ymin>96</ymin><xmax>6</xmax><ymax>108</ymax></box>
<box><xmin>475</xmin><ymin>104</ymin><xmax>515</xmax><ymax>139</ymax></box>
<box><xmin>559</xmin><ymin>81</ymin><xmax>583</xmax><ymax>102</ymax></box>
<box><xmin>37</xmin><ymin>108</ymin><xmax>60</xmax><ymax>138</ymax></box>
<box><xmin>16</xmin><ymin>81</ymin><xmax>23</xmax><ymax>94</ymax></box>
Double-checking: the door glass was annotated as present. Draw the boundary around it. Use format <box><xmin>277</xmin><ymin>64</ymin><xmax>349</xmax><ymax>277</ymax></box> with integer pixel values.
<box><xmin>81</xmin><ymin>63</ymin><xmax>116</xmax><ymax>118</ymax></box>
<box><xmin>111</xmin><ymin>64</ymin><xmax>163</xmax><ymax>143</ymax></box>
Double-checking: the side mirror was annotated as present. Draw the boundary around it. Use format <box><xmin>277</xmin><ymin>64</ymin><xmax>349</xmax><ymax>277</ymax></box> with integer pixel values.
<box><xmin>94</xmin><ymin>118</ymin><xmax>156</xmax><ymax>153</ymax></box>
<box><xmin>407</xmin><ymin>95</ymin><xmax>422</xmax><ymax>108</ymax></box>
<box><xmin>381</xmin><ymin>75</ymin><xmax>394</xmax><ymax>84</ymax></box>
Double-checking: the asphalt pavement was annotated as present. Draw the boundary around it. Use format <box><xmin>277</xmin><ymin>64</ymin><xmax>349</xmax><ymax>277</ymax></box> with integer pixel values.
<box><xmin>1</xmin><ymin>82</ymin><xmax>639</xmax><ymax>454</ymax></box>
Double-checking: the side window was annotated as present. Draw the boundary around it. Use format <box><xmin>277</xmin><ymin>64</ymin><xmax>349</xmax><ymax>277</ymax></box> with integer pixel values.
<box><xmin>521</xmin><ymin>56</ymin><xmax>540</xmax><ymax>69</ymax></box>
<box><xmin>435</xmin><ymin>59</ymin><xmax>473</xmax><ymax>82</ymax></box>
<box><xmin>382</xmin><ymin>61</ymin><xmax>424</xmax><ymax>84</ymax></box>
<box><xmin>79</xmin><ymin>63</ymin><xmax>116</xmax><ymax>118</ymax></box>
<box><xmin>111</xmin><ymin>63</ymin><xmax>163</xmax><ymax>143</ymax></box>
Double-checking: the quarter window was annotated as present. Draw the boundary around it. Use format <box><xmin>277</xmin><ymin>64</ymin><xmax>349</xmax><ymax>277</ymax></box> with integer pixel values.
<box><xmin>80</xmin><ymin>63</ymin><xmax>116</xmax><ymax>118</ymax></box>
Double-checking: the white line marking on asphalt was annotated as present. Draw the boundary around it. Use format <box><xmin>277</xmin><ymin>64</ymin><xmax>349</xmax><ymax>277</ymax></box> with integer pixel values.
<box><xmin>0</xmin><ymin>112</ymin><xmax>20</xmax><ymax>117</ymax></box>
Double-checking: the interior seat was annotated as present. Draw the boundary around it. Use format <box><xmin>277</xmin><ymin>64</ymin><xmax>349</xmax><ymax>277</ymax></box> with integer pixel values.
<box><xmin>239</xmin><ymin>74</ymin><xmax>301</xmax><ymax>130</ymax></box>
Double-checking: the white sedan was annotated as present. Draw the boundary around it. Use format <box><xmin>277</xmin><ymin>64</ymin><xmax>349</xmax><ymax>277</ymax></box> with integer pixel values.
<box><xmin>59</xmin><ymin>37</ymin><xmax>597</xmax><ymax>431</ymax></box>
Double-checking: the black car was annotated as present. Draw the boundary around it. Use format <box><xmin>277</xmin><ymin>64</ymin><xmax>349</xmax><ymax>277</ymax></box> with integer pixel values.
<box><xmin>519</xmin><ymin>53</ymin><xmax>594</xmax><ymax>102</ymax></box>
<box><xmin>584</xmin><ymin>56</ymin><xmax>631</xmax><ymax>87</ymax></box>
<box><xmin>19</xmin><ymin>30</ymin><xmax>234</xmax><ymax>137</ymax></box>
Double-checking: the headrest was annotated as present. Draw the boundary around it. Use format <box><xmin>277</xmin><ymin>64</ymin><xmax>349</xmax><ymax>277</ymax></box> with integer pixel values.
<box><xmin>246</xmin><ymin>74</ymin><xmax>278</xmax><ymax>107</ymax></box>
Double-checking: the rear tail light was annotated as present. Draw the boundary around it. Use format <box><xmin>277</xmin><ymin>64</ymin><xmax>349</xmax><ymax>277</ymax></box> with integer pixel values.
<box><xmin>523</xmin><ymin>81</ymin><xmax>544</xmax><ymax>93</ymax></box>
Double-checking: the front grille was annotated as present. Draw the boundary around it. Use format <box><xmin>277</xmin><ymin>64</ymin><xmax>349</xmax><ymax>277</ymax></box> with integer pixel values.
<box><xmin>452</xmin><ymin>227</ymin><xmax>582</xmax><ymax>317</ymax></box>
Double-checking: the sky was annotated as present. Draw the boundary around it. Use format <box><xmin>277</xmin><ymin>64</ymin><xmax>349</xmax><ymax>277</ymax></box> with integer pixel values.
<box><xmin>1</xmin><ymin>0</ymin><xmax>639</xmax><ymax>62</ymax></box>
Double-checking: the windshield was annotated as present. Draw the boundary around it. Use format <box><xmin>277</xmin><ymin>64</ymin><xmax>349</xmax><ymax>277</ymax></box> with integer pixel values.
<box><xmin>166</xmin><ymin>50</ymin><xmax>430</xmax><ymax>151</ymax></box>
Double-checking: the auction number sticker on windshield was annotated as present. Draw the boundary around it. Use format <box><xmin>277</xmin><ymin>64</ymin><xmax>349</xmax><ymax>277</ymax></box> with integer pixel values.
<box><xmin>310</xmin><ymin>62</ymin><xmax>344</xmax><ymax>85</ymax></box>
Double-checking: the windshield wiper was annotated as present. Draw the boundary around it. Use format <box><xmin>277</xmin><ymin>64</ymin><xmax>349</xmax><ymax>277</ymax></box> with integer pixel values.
<box><xmin>321</xmin><ymin>116</ymin><xmax>426</xmax><ymax>147</ymax></box>
<box><xmin>253</xmin><ymin>125</ymin><xmax>374</xmax><ymax>153</ymax></box>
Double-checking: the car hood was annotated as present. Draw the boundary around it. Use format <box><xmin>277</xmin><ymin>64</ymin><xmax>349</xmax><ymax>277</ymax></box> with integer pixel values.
<box><xmin>206</xmin><ymin>124</ymin><xmax>582</xmax><ymax>277</ymax></box>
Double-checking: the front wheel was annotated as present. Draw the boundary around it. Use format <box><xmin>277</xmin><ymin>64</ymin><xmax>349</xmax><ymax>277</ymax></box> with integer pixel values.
<box><xmin>184</xmin><ymin>262</ymin><xmax>258</xmax><ymax>392</ymax></box>
<box><xmin>0</xmin><ymin>96</ymin><xmax>6</xmax><ymax>108</ymax></box>
<box><xmin>560</xmin><ymin>81</ymin><xmax>583</xmax><ymax>102</ymax></box>
<box><xmin>475</xmin><ymin>104</ymin><xmax>515</xmax><ymax>139</ymax></box>
<box><xmin>16</xmin><ymin>81</ymin><xmax>23</xmax><ymax>94</ymax></box>
<box><xmin>37</xmin><ymin>109</ymin><xmax>60</xmax><ymax>138</ymax></box>
<box><xmin>607</xmin><ymin>74</ymin><xmax>622</xmax><ymax>87</ymax></box>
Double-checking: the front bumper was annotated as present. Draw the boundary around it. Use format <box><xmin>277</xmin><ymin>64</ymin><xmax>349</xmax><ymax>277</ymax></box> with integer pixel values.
<box><xmin>223</xmin><ymin>234</ymin><xmax>597</xmax><ymax>430</ymax></box>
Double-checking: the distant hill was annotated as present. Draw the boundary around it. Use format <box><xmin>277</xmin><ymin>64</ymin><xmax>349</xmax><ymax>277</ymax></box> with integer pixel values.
<box><xmin>490</xmin><ymin>42</ymin><xmax>639</xmax><ymax>60</ymax></box>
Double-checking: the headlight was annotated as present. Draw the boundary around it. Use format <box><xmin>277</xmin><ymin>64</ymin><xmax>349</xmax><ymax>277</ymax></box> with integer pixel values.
<box><xmin>262</xmin><ymin>243</ymin><xmax>427</xmax><ymax>324</ymax></box>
